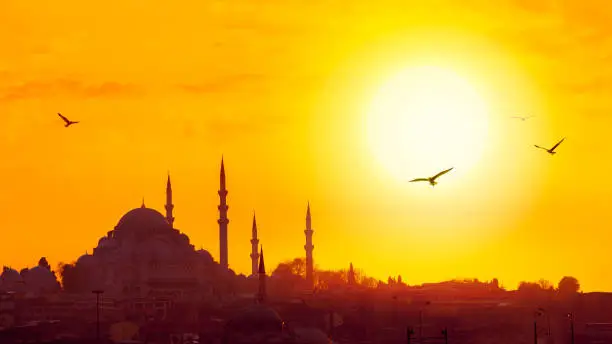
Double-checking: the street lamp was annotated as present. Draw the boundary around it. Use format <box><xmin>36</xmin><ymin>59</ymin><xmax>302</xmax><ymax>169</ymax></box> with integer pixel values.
<box><xmin>534</xmin><ymin>309</ymin><xmax>541</xmax><ymax>344</ymax></box>
<box><xmin>536</xmin><ymin>308</ymin><xmax>551</xmax><ymax>338</ymax></box>
<box><xmin>406</xmin><ymin>326</ymin><xmax>414</xmax><ymax>344</ymax></box>
<box><xmin>441</xmin><ymin>328</ymin><xmax>448</xmax><ymax>344</ymax></box>
<box><xmin>567</xmin><ymin>312</ymin><xmax>575</xmax><ymax>344</ymax></box>
<box><xmin>419</xmin><ymin>301</ymin><xmax>431</xmax><ymax>343</ymax></box>
<box><xmin>92</xmin><ymin>290</ymin><xmax>104</xmax><ymax>342</ymax></box>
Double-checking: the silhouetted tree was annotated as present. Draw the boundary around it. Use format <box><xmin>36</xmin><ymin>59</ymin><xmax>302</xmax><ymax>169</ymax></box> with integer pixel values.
<box><xmin>38</xmin><ymin>257</ymin><xmax>51</xmax><ymax>270</ymax></box>
<box><xmin>360</xmin><ymin>276</ymin><xmax>378</xmax><ymax>288</ymax></box>
<box><xmin>58</xmin><ymin>263</ymin><xmax>91</xmax><ymax>292</ymax></box>
<box><xmin>271</xmin><ymin>260</ymin><xmax>304</xmax><ymax>293</ymax></box>
<box><xmin>517</xmin><ymin>281</ymin><xmax>549</xmax><ymax>301</ymax></box>
<box><xmin>538</xmin><ymin>279</ymin><xmax>554</xmax><ymax>291</ymax></box>
<box><xmin>316</xmin><ymin>270</ymin><xmax>346</xmax><ymax>290</ymax></box>
<box><xmin>558</xmin><ymin>276</ymin><xmax>580</xmax><ymax>295</ymax></box>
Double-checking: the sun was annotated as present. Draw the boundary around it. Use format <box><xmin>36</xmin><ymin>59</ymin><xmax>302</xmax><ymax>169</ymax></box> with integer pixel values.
<box><xmin>365</xmin><ymin>65</ymin><xmax>490</xmax><ymax>182</ymax></box>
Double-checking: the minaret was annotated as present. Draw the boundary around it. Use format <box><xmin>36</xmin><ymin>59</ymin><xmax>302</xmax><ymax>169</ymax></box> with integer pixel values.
<box><xmin>141</xmin><ymin>197</ymin><xmax>146</xmax><ymax>208</ymax></box>
<box><xmin>257</xmin><ymin>245</ymin><xmax>266</xmax><ymax>303</ymax></box>
<box><xmin>304</xmin><ymin>202</ymin><xmax>314</xmax><ymax>288</ymax></box>
<box><xmin>348</xmin><ymin>263</ymin><xmax>356</xmax><ymax>286</ymax></box>
<box><xmin>165</xmin><ymin>172</ymin><xmax>175</xmax><ymax>228</ymax></box>
<box><xmin>218</xmin><ymin>157</ymin><xmax>229</xmax><ymax>270</ymax></box>
<box><xmin>250</xmin><ymin>212</ymin><xmax>260</xmax><ymax>277</ymax></box>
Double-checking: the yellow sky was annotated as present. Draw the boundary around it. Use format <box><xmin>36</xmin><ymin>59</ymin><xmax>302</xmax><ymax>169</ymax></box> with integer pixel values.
<box><xmin>1</xmin><ymin>0</ymin><xmax>612</xmax><ymax>291</ymax></box>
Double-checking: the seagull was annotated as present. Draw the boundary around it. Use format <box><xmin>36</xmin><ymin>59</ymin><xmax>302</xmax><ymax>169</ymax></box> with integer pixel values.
<box><xmin>534</xmin><ymin>138</ymin><xmax>565</xmax><ymax>155</ymax></box>
<box><xmin>511</xmin><ymin>115</ymin><xmax>534</xmax><ymax>121</ymax></box>
<box><xmin>57</xmin><ymin>113</ymin><xmax>79</xmax><ymax>127</ymax></box>
<box><xmin>409</xmin><ymin>168</ymin><xmax>454</xmax><ymax>187</ymax></box>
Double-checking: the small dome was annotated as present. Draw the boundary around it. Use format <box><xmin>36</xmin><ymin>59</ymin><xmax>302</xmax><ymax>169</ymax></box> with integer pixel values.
<box><xmin>115</xmin><ymin>207</ymin><xmax>171</xmax><ymax>234</ymax></box>
<box><xmin>179</xmin><ymin>233</ymin><xmax>190</xmax><ymax>244</ymax></box>
<box><xmin>0</xmin><ymin>267</ymin><xmax>22</xmax><ymax>284</ymax></box>
<box><xmin>196</xmin><ymin>249</ymin><xmax>214</xmax><ymax>264</ymax></box>
<box><xmin>225</xmin><ymin>304</ymin><xmax>285</xmax><ymax>334</ymax></box>
<box><xmin>22</xmin><ymin>266</ymin><xmax>60</xmax><ymax>293</ymax></box>
<box><xmin>76</xmin><ymin>254</ymin><xmax>96</xmax><ymax>267</ymax></box>
<box><xmin>98</xmin><ymin>237</ymin><xmax>113</xmax><ymax>248</ymax></box>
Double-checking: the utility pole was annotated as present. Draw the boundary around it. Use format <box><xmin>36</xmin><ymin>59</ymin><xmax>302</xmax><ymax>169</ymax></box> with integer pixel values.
<box><xmin>407</xmin><ymin>326</ymin><xmax>414</xmax><ymax>344</ymax></box>
<box><xmin>568</xmin><ymin>312</ymin><xmax>575</xmax><ymax>344</ymax></box>
<box><xmin>534</xmin><ymin>320</ymin><xmax>538</xmax><ymax>344</ymax></box>
<box><xmin>441</xmin><ymin>327</ymin><xmax>448</xmax><ymax>344</ymax></box>
<box><xmin>92</xmin><ymin>290</ymin><xmax>104</xmax><ymax>342</ymax></box>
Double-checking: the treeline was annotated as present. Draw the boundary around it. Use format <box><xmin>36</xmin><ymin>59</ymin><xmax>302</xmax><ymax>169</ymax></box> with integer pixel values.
<box><xmin>271</xmin><ymin>257</ymin><xmax>582</xmax><ymax>296</ymax></box>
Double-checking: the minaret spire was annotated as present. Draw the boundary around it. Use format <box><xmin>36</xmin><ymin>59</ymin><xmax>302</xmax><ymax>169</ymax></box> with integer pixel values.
<box><xmin>304</xmin><ymin>202</ymin><xmax>315</xmax><ymax>289</ymax></box>
<box><xmin>165</xmin><ymin>172</ymin><xmax>175</xmax><ymax>228</ymax></box>
<box><xmin>257</xmin><ymin>245</ymin><xmax>266</xmax><ymax>303</ymax></box>
<box><xmin>218</xmin><ymin>156</ymin><xmax>229</xmax><ymax>270</ymax></box>
<box><xmin>141</xmin><ymin>197</ymin><xmax>146</xmax><ymax>208</ymax></box>
<box><xmin>250</xmin><ymin>211</ymin><xmax>260</xmax><ymax>277</ymax></box>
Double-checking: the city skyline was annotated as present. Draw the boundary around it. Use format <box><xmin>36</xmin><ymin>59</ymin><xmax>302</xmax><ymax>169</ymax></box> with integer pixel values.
<box><xmin>2</xmin><ymin>0</ymin><xmax>612</xmax><ymax>292</ymax></box>
<box><xmin>0</xmin><ymin>159</ymin><xmax>588</xmax><ymax>291</ymax></box>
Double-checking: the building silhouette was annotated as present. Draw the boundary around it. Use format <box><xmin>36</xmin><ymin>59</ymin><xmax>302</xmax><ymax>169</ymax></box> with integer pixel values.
<box><xmin>250</xmin><ymin>213</ymin><xmax>260</xmax><ymax>277</ymax></box>
<box><xmin>165</xmin><ymin>173</ymin><xmax>174</xmax><ymax>228</ymax></box>
<box><xmin>218</xmin><ymin>157</ymin><xmax>229</xmax><ymax>270</ymax></box>
<box><xmin>304</xmin><ymin>203</ymin><xmax>315</xmax><ymax>289</ymax></box>
<box><xmin>257</xmin><ymin>246</ymin><xmax>266</xmax><ymax>304</ymax></box>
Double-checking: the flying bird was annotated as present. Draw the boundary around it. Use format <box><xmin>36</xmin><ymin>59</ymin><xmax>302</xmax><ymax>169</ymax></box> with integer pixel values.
<box><xmin>57</xmin><ymin>113</ymin><xmax>79</xmax><ymax>127</ymax></box>
<box><xmin>409</xmin><ymin>168</ymin><xmax>454</xmax><ymax>186</ymax></box>
<box><xmin>534</xmin><ymin>138</ymin><xmax>565</xmax><ymax>155</ymax></box>
<box><xmin>511</xmin><ymin>115</ymin><xmax>534</xmax><ymax>121</ymax></box>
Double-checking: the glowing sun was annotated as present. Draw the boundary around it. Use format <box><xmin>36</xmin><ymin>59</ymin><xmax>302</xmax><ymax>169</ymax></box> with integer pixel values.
<box><xmin>366</xmin><ymin>66</ymin><xmax>490</xmax><ymax>181</ymax></box>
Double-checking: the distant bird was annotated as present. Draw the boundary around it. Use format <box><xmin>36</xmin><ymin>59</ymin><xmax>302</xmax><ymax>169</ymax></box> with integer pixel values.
<box><xmin>409</xmin><ymin>168</ymin><xmax>454</xmax><ymax>186</ymax></box>
<box><xmin>57</xmin><ymin>113</ymin><xmax>79</xmax><ymax>127</ymax></box>
<box><xmin>534</xmin><ymin>138</ymin><xmax>565</xmax><ymax>155</ymax></box>
<box><xmin>511</xmin><ymin>115</ymin><xmax>534</xmax><ymax>121</ymax></box>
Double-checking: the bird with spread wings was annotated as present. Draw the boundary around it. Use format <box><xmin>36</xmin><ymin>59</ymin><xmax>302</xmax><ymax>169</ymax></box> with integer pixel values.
<box><xmin>534</xmin><ymin>137</ymin><xmax>565</xmax><ymax>155</ymax></box>
<box><xmin>510</xmin><ymin>115</ymin><xmax>535</xmax><ymax>121</ymax></box>
<box><xmin>409</xmin><ymin>167</ymin><xmax>454</xmax><ymax>186</ymax></box>
<box><xmin>57</xmin><ymin>113</ymin><xmax>79</xmax><ymax>127</ymax></box>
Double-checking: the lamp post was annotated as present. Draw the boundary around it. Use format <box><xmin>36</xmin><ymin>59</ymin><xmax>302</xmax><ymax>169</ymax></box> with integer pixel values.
<box><xmin>441</xmin><ymin>327</ymin><xmax>448</xmax><ymax>344</ymax></box>
<box><xmin>407</xmin><ymin>326</ymin><xmax>414</xmax><ymax>344</ymax></box>
<box><xmin>419</xmin><ymin>301</ymin><xmax>430</xmax><ymax>343</ymax></box>
<box><xmin>537</xmin><ymin>308</ymin><xmax>551</xmax><ymax>339</ymax></box>
<box><xmin>92</xmin><ymin>290</ymin><xmax>104</xmax><ymax>342</ymax></box>
<box><xmin>567</xmin><ymin>312</ymin><xmax>574</xmax><ymax>344</ymax></box>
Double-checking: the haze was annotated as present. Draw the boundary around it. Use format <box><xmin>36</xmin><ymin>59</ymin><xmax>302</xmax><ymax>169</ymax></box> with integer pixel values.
<box><xmin>1</xmin><ymin>0</ymin><xmax>610</xmax><ymax>291</ymax></box>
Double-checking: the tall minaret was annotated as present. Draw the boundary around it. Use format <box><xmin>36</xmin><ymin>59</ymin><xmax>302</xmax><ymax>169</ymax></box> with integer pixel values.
<box><xmin>304</xmin><ymin>202</ymin><xmax>314</xmax><ymax>288</ymax></box>
<box><xmin>250</xmin><ymin>212</ymin><xmax>260</xmax><ymax>277</ymax></box>
<box><xmin>165</xmin><ymin>172</ymin><xmax>175</xmax><ymax>228</ymax></box>
<box><xmin>257</xmin><ymin>245</ymin><xmax>266</xmax><ymax>303</ymax></box>
<box><xmin>218</xmin><ymin>157</ymin><xmax>229</xmax><ymax>270</ymax></box>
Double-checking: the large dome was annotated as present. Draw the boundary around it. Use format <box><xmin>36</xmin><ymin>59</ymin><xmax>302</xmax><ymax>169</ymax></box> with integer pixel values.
<box><xmin>115</xmin><ymin>207</ymin><xmax>171</xmax><ymax>233</ymax></box>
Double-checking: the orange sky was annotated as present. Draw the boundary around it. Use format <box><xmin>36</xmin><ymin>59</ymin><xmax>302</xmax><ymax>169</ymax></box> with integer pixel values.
<box><xmin>1</xmin><ymin>0</ymin><xmax>612</xmax><ymax>291</ymax></box>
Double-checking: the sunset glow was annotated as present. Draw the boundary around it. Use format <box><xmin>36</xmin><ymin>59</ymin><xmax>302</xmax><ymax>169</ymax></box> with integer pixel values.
<box><xmin>1</xmin><ymin>0</ymin><xmax>611</xmax><ymax>293</ymax></box>
<box><xmin>366</xmin><ymin>65</ymin><xmax>489</xmax><ymax>181</ymax></box>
